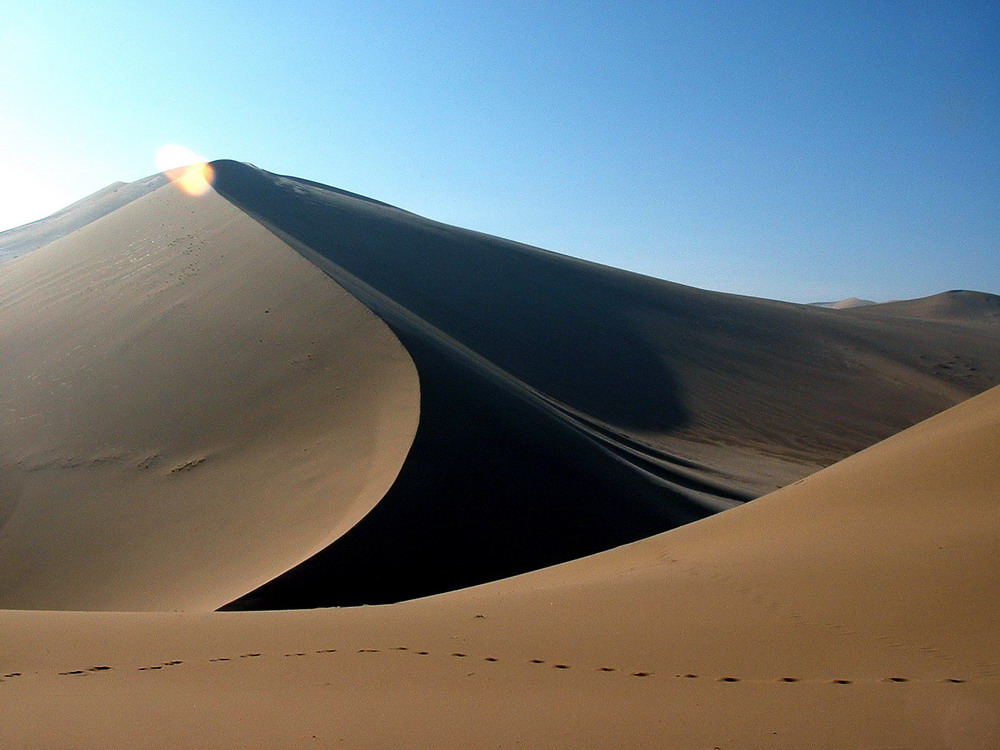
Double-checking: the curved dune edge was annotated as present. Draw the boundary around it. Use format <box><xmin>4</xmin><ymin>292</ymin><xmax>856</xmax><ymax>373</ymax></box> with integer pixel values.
<box><xmin>0</xmin><ymin>182</ymin><xmax>420</xmax><ymax>611</ymax></box>
<box><xmin>209</xmin><ymin>160</ymin><xmax>1000</xmax><ymax>608</ymax></box>
<box><xmin>1</xmin><ymin>386</ymin><xmax>997</xmax><ymax>748</ymax></box>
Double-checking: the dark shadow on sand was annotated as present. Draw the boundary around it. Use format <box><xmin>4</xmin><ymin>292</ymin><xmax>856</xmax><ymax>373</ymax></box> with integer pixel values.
<box><xmin>211</xmin><ymin>161</ymin><xmax>709</xmax><ymax>608</ymax></box>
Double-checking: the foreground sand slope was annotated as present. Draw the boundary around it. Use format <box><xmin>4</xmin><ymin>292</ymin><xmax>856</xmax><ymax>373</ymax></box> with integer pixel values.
<box><xmin>208</xmin><ymin>160</ymin><xmax>1000</xmax><ymax>606</ymax></box>
<box><xmin>2</xmin><ymin>386</ymin><xmax>997</xmax><ymax>748</ymax></box>
<box><xmin>0</xmin><ymin>183</ymin><xmax>419</xmax><ymax>611</ymax></box>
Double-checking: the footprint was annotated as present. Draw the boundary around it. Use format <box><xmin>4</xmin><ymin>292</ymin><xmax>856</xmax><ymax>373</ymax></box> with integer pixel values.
<box><xmin>358</xmin><ymin>649</ymin><xmax>380</xmax><ymax>653</ymax></box>
<box><xmin>597</xmin><ymin>667</ymin><xmax>615</xmax><ymax>672</ymax></box>
<box><xmin>2</xmin><ymin>673</ymin><xmax>21</xmax><ymax>678</ymax></box>
<box><xmin>631</xmin><ymin>672</ymin><xmax>651</xmax><ymax>677</ymax></box>
<box><xmin>452</xmin><ymin>653</ymin><xmax>467</xmax><ymax>658</ymax></box>
<box><xmin>59</xmin><ymin>670</ymin><xmax>86</xmax><ymax>676</ymax></box>
<box><xmin>719</xmin><ymin>677</ymin><xmax>740</xmax><ymax>682</ymax></box>
<box><xmin>316</xmin><ymin>649</ymin><xmax>337</xmax><ymax>654</ymax></box>
<box><xmin>170</xmin><ymin>457</ymin><xmax>206</xmax><ymax>474</ymax></box>
<box><xmin>484</xmin><ymin>657</ymin><xmax>498</xmax><ymax>662</ymax></box>
<box><xmin>683</xmin><ymin>674</ymin><xmax>698</xmax><ymax>679</ymax></box>
<box><xmin>946</xmin><ymin>678</ymin><xmax>966</xmax><ymax>684</ymax></box>
<box><xmin>210</xmin><ymin>658</ymin><xmax>230</xmax><ymax>662</ymax></box>
<box><xmin>88</xmin><ymin>666</ymin><xmax>112</xmax><ymax>672</ymax></box>
<box><xmin>393</xmin><ymin>647</ymin><xmax>408</xmax><ymax>651</ymax></box>
<box><xmin>240</xmin><ymin>653</ymin><xmax>261</xmax><ymax>659</ymax></box>
<box><xmin>529</xmin><ymin>659</ymin><xmax>545</xmax><ymax>664</ymax></box>
<box><xmin>831</xmin><ymin>679</ymin><xmax>852</xmax><ymax>685</ymax></box>
<box><xmin>416</xmin><ymin>651</ymin><xmax>429</xmax><ymax>656</ymax></box>
<box><xmin>886</xmin><ymin>677</ymin><xmax>909</xmax><ymax>683</ymax></box>
<box><xmin>780</xmin><ymin>677</ymin><xmax>799</xmax><ymax>683</ymax></box>
<box><xmin>553</xmin><ymin>664</ymin><xmax>570</xmax><ymax>670</ymax></box>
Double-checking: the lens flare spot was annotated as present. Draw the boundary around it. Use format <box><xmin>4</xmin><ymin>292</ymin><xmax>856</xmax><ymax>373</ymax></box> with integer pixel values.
<box><xmin>155</xmin><ymin>145</ymin><xmax>214</xmax><ymax>196</ymax></box>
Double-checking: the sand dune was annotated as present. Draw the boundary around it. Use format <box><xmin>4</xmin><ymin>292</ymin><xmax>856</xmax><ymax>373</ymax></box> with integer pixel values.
<box><xmin>0</xmin><ymin>173</ymin><xmax>166</xmax><ymax>264</ymax></box>
<box><xmin>206</xmin><ymin>160</ymin><xmax>1000</xmax><ymax>606</ymax></box>
<box><xmin>2</xmin><ymin>162</ymin><xmax>999</xmax><ymax>747</ymax></box>
<box><xmin>0</xmin><ymin>181</ymin><xmax>419</xmax><ymax>610</ymax></box>
<box><xmin>2</xmin><ymin>162</ymin><xmax>998</xmax><ymax>610</ymax></box>
<box><xmin>811</xmin><ymin>296</ymin><xmax>877</xmax><ymax>309</ymax></box>
<box><xmin>2</xmin><ymin>384</ymin><xmax>997</xmax><ymax>748</ymax></box>
<box><xmin>845</xmin><ymin>289</ymin><xmax>1000</xmax><ymax>324</ymax></box>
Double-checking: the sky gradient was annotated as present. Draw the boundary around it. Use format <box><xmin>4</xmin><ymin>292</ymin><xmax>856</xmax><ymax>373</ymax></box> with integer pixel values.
<box><xmin>1</xmin><ymin>0</ymin><xmax>997</xmax><ymax>302</ymax></box>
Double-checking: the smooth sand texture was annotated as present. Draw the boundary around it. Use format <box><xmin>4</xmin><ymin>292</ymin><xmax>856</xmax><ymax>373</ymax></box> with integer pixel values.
<box><xmin>208</xmin><ymin>160</ymin><xmax>1000</xmax><ymax>607</ymax></box>
<box><xmin>0</xmin><ymin>173</ymin><xmax>166</xmax><ymax>264</ymax></box>
<box><xmin>1</xmin><ymin>385</ymin><xmax>998</xmax><ymax>748</ymax></box>
<box><xmin>0</xmin><ymin>182</ymin><xmax>419</xmax><ymax>610</ymax></box>
<box><xmin>845</xmin><ymin>289</ymin><xmax>1000</xmax><ymax>324</ymax></box>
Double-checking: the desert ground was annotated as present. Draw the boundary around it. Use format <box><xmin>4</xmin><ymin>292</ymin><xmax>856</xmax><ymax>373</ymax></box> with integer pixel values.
<box><xmin>2</xmin><ymin>162</ymin><xmax>998</xmax><ymax>747</ymax></box>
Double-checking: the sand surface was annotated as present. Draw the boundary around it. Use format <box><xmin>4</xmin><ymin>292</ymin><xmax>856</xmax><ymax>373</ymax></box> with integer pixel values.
<box><xmin>2</xmin><ymin>384</ymin><xmax>997</xmax><ymax>748</ymax></box>
<box><xmin>0</xmin><ymin>182</ymin><xmax>419</xmax><ymax>610</ymax></box>
<box><xmin>0</xmin><ymin>174</ymin><xmax>166</xmax><ymax>264</ymax></box>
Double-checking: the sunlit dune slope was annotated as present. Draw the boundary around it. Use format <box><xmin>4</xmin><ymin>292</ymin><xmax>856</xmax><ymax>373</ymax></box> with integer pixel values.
<box><xmin>2</xmin><ymin>386</ymin><xmax>998</xmax><ymax>749</ymax></box>
<box><xmin>844</xmin><ymin>289</ymin><xmax>1000</xmax><ymax>324</ymax></box>
<box><xmin>0</xmin><ymin>182</ymin><xmax>419</xmax><ymax>611</ymax></box>
<box><xmin>0</xmin><ymin>173</ymin><xmax>166</xmax><ymax>263</ymax></box>
<box><xmin>207</xmin><ymin>160</ymin><xmax>1000</xmax><ymax>607</ymax></box>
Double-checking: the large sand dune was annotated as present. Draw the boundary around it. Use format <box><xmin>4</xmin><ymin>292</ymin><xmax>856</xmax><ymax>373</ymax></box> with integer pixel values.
<box><xmin>1</xmin><ymin>162</ymin><xmax>998</xmax><ymax>746</ymax></box>
<box><xmin>0</xmin><ymin>182</ymin><xmax>419</xmax><ymax>610</ymax></box>
<box><xmin>207</xmin><ymin>160</ymin><xmax>1000</xmax><ymax>606</ymax></box>
<box><xmin>2</xmin><ymin>162</ymin><xmax>998</xmax><ymax>611</ymax></box>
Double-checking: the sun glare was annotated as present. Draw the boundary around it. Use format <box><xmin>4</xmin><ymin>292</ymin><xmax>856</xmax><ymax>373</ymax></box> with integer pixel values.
<box><xmin>155</xmin><ymin>145</ymin><xmax>214</xmax><ymax>196</ymax></box>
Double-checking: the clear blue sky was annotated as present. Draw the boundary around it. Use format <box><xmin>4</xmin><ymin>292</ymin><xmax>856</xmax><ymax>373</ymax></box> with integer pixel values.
<box><xmin>2</xmin><ymin>1</ymin><xmax>997</xmax><ymax>302</ymax></box>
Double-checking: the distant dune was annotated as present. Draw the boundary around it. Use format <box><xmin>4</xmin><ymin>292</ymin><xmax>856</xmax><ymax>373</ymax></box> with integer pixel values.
<box><xmin>811</xmin><ymin>296</ymin><xmax>877</xmax><ymax>309</ymax></box>
<box><xmin>0</xmin><ymin>173</ymin><xmax>166</xmax><ymax>264</ymax></box>
<box><xmin>844</xmin><ymin>289</ymin><xmax>1000</xmax><ymax>324</ymax></box>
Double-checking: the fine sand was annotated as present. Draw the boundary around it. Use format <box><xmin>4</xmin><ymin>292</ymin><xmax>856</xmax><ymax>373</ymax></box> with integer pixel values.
<box><xmin>1</xmin><ymin>384</ymin><xmax>997</xmax><ymax>748</ymax></box>
<box><xmin>0</xmin><ymin>182</ymin><xmax>419</xmax><ymax>610</ymax></box>
<box><xmin>0</xmin><ymin>174</ymin><xmax>166</xmax><ymax>264</ymax></box>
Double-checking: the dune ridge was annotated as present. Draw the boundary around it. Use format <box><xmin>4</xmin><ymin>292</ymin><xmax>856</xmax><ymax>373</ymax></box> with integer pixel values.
<box><xmin>3</xmin><ymin>162</ymin><xmax>998</xmax><ymax>612</ymax></box>
<box><xmin>0</xmin><ymin>173</ymin><xmax>166</xmax><ymax>264</ymax></box>
<box><xmin>845</xmin><ymin>289</ymin><xmax>1000</xmax><ymax>324</ymax></box>
<box><xmin>205</xmin><ymin>160</ymin><xmax>1000</xmax><ymax>607</ymax></box>
<box><xmin>0</xmin><ymin>181</ymin><xmax>419</xmax><ymax>610</ymax></box>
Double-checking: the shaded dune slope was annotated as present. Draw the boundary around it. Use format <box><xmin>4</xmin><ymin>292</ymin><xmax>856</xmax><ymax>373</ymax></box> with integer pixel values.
<box><xmin>209</xmin><ymin>160</ymin><xmax>1000</xmax><ymax>608</ymax></box>
<box><xmin>2</xmin><ymin>386</ymin><xmax>998</xmax><ymax>748</ymax></box>
<box><xmin>0</xmin><ymin>184</ymin><xmax>419</xmax><ymax>611</ymax></box>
